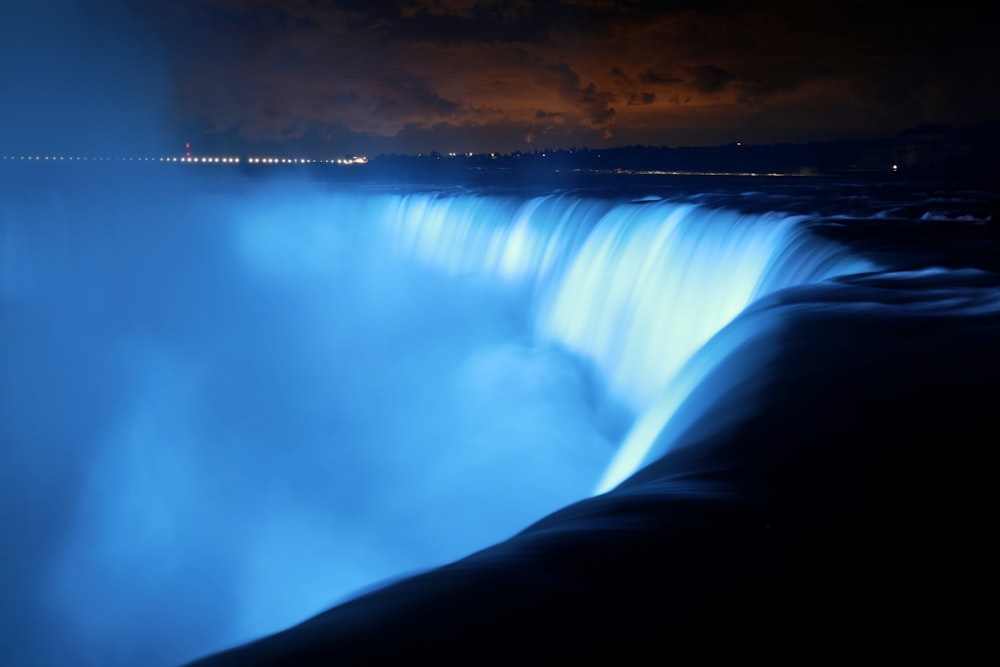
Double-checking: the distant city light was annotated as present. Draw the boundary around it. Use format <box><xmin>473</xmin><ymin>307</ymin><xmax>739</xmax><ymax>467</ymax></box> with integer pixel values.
<box><xmin>3</xmin><ymin>153</ymin><xmax>366</xmax><ymax>166</ymax></box>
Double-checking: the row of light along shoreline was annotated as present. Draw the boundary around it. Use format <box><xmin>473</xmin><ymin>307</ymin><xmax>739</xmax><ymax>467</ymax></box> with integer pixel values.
<box><xmin>1</xmin><ymin>155</ymin><xmax>369</xmax><ymax>164</ymax></box>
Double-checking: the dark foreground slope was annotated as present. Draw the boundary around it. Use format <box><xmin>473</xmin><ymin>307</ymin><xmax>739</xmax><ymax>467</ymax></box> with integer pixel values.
<box><xmin>187</xmin><ymin>260</ymin><xmax>999</xmax><ymax>664</ymax></box>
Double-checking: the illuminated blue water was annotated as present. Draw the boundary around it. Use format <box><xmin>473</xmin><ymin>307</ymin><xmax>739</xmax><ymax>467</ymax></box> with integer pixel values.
<box><xmin>365</xmin><ymin>191</ymin><xmax>874</xmax><ymax>489</ymax></box>
<box><xmin>1</xmin><ymin>172</ymin><xmax>878</xmax><ymax>667</ymax></box>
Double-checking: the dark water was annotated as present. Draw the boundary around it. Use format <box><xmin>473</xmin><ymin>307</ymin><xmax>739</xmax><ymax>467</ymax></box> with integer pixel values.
<box><xmin>2</xmin><ymin>164</ymin><xmax>997</xmax><ymax>665</ymax></box>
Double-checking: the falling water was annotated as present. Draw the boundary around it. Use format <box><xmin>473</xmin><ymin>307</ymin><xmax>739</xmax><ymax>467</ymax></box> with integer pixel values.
<box><xmin>369</xmin><ymin>190</ymin><xmax>875</xmax><ymax>490</ymax></box>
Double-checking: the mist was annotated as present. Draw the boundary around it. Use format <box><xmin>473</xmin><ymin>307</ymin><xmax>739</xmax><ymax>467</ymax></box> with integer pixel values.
<box><xmin>1</xmin><ymin>161</ymin><xmax>624</xmax><ymax>666</ymax></box>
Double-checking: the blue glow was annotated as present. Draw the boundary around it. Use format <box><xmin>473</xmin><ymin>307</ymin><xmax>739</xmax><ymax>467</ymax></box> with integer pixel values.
<box><xmin>0</xmin><ymin>174</ymin><xmax>877</xmax><ymax>667</ymax></box>
<box><xmin>368</xmin><ymin>193</ymin><xmax>874</xmax><ymax>492</ymax></box>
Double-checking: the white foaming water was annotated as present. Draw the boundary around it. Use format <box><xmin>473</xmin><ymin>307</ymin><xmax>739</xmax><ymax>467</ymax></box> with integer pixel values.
<box><xmin>366</xmin><ymin>190</ymin><xmax>875</xmax><ymax>490</ymax></box>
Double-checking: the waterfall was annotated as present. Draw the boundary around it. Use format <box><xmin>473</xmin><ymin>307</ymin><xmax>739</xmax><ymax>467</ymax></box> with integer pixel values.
<box><xmin>366</xmin><ymin>190</ymin><xmax>875</xmax><ymax>491</ymax></box>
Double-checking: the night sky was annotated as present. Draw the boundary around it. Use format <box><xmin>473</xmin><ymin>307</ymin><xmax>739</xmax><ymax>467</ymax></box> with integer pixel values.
<box><xmin>3</xmin><ymin>1</ymin><xmax>1000</xmax><ymax>156</ymax></box>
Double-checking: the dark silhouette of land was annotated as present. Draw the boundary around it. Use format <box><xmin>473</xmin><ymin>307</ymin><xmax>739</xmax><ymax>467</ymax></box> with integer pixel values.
<box><xmin>363</xmin><ymin>121</ymin><xmax>1000</xmax><ymax>183</ymax></box>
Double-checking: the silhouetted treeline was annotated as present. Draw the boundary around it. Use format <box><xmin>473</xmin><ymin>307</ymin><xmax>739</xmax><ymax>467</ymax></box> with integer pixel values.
<box><xmin>367</xmin><ymin>121</ymin><xmax>1000</xmax><ymax>182</ymax></box>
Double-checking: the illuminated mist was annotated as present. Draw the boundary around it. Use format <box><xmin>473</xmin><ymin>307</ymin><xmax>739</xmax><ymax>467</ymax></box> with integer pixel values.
<box><xmin>0</xmin><ymin>167</ymin><xmax>876</xmax><ymax>666</ymax></box>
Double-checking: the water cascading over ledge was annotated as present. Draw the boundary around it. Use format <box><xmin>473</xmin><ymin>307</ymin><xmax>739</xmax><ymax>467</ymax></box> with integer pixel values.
<box><xmin>362</xmin><ymin>190</ymin><xmax>876</xmax><ymax>492</ymax></box>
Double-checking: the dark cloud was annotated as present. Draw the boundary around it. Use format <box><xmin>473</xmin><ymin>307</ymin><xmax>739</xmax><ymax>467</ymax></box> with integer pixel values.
<box><xmin>610</xmin><ymin>66</ymin><xmax>656</xmax><ymax>106</ymax></box>
<box><xmin>578</xmin><ymin>83</ymin><xmax>616</xmax><ymax>130</ymax></box>
<box><xmin>393</xmin><ymin>0</ymin><xmax>547</xmax><ymax>42</ymax></box>
<box><xmin>546</xmin><ymin>63</ymin><xmax>616</xmax><ymax>131</ymax></box>
<box><xmin>686</xmin><ymin>65</ymin><xmax>735</xmax><ymax>95</ymax></box>
<box><xmin>370</xmin><ymin>80</ymin><xmax>462</xmax><ymax>130</ymax></box>
<box><xmin>536</xmin><ymin>110</ymin><xmax>565</xmax><ymax>121</ymax></box>
<box><xmin>628</xmin><ymin>92</ymin><xmax>656</xmax><ymax>106</ymax></box>
<box><xmin>10</xmin><ymin>0</ymin><xmax>999</xmax><ymax>154</ymax></box>
<box><xmin>639</xmin><ymin>70</ymin><xmax>682</xmax><ymax>86</ymax></box>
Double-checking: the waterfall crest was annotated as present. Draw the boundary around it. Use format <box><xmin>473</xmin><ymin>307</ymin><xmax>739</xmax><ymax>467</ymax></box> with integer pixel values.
<box><xmin>367</xmin><ymin>191</ymin><xmax>875</xmax><ymax>489</ymax></box>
